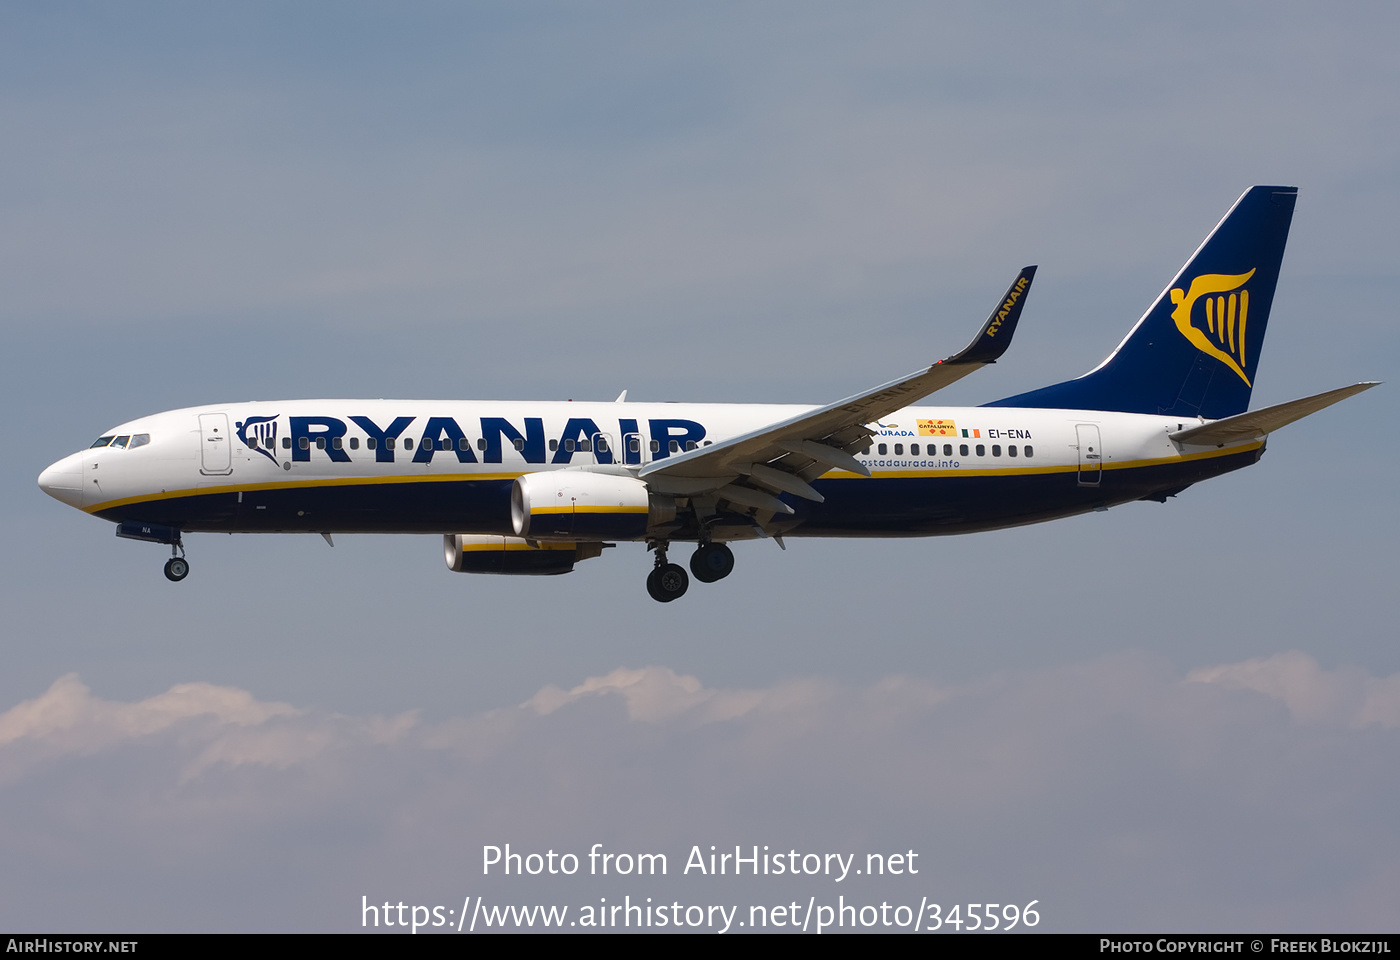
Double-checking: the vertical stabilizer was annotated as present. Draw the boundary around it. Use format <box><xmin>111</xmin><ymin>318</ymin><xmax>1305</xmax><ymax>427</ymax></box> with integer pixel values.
<box><xmin>986</xmin><ymin>186</ymin><xmax>1297</xmax><ymax>418</ymax></box>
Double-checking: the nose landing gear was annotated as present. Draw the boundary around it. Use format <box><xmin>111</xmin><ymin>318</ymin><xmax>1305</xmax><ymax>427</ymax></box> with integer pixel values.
<box><xmin>163</xmin><ymin>540</ymin><xmax>189</xmax><ymax>582</ymax></box>
<box><xmin>115</xmin><ymin>521</ymin><xmax>189</xmax><ymax>583</ymax></box>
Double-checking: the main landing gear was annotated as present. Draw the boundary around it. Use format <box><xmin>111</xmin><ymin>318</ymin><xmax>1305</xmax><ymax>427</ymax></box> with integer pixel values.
<box><xmin>689</xmin><ymin>542</ymin><xmax>735</xmax><ymax>583</ymax></box>
<box><xmin>646</xmin><ymin>540</ymin><xmax>689</xmax><ymax>603</ymax></box>
<box><xmin>645</xmin><ymin>540</ymin><xmax>736</xmax><ymax>602</ymax></box>
<box><xmin>646</xmin><ymin>560</ymin><xmax>689</xmax><ymax>603</ymax></box>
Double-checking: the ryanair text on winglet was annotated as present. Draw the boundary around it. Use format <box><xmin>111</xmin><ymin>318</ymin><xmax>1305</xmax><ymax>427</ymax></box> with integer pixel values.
<box><xmin>985</xmin><ymin>275</ymin><xmax>1030</xmax><ymax>338</ymax></box>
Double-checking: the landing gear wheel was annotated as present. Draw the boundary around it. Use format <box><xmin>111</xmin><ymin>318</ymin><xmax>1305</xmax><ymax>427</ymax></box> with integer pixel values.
<box><xmin>646</xmin><ymin>562</ymin><xmax>689</xmax><ymax>602</ymax></box>
<box><xmin>164</xmin><ymin>557</ymin><xmax>190</xmax><ymax>582</ymax></box>
<box><xmin>690</xmin><ymin>543</ymin><xmax>735</xmax><ymax>583</ymax></box>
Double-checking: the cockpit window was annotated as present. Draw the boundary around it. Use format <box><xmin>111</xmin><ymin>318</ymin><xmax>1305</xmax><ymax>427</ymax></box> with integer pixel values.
<box><xmin>128</xmin><ymin>434</ymin><xmax>151</xmax><ymax>449</ymax></box>
<box><xmin>110</xmin><ymin>436</ymin><xmax>130</xmax><ymax>449</ymax></box>
<box><xmin>90</xmin><ymin>436</ymin><xmax>114</xmax><ymax>448</ymax></box>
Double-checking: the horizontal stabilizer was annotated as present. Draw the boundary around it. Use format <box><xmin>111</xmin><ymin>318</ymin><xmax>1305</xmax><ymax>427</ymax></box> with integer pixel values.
<box><xmin>1170</xmin><ymin>382</ymin><xmax>1379</xmax><ymax>446</ymax></box>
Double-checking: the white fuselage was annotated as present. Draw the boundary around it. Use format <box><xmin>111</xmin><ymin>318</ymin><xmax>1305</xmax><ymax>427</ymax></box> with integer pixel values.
<box><xmin>39</xmin><ymin>399</ymin><xmax>1260</xmax><ymax>540</ymax></box>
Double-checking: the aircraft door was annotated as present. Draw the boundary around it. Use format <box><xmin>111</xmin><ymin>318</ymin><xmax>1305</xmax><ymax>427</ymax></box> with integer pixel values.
<box><xmin>623</xmin><ymin>432</ymin><xmax>645</xmax><ymax>465</ymax></box>
<box><xmin>199</xmin><ymin>413</ymin><xmax>233</xmax><ymax>476</ymax></box>
<box><xmin>1076</xmin><ymin>423</ymin><xmax>1101</xmax><ymax>487</ymax></box>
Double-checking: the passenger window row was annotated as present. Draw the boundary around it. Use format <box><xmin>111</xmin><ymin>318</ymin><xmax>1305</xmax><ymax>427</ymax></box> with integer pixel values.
<box><xmin>865</xmin><ymin>442</ymin><xmax>1034</xmax><ymax>459</ymax></box>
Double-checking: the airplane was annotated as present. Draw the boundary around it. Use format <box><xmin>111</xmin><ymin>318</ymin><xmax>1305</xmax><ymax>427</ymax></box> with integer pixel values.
<box><xmin>38</xmin><ymin>185</ymin><xmax>1377</xmax><ymax>602</ymax></box>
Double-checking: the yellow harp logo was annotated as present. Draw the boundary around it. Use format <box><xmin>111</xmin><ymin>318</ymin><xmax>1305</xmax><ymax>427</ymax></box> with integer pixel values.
<box><xmin>1169</xmin><ymin>269</ymin><xmax>1256</xmax><ymax>386</ymax></box>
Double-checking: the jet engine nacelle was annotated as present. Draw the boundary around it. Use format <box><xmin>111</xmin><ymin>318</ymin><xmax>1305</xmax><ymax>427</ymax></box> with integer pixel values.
<box><xmin>511</xmin><ymin>471</ymin><xmax>674</xmax><ymax>540</ymax></box>
<box><xmin>444</xmin><ymin>535</ymin><xmax>605</xmax><ymax>576</ymax></box>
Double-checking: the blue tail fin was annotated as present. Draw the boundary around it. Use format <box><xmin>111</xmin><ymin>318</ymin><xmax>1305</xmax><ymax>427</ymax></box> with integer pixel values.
<box><xmin>986</xmin><ymin>186</ymin><xmax>1297</xmax><ymax>419</ymax></box>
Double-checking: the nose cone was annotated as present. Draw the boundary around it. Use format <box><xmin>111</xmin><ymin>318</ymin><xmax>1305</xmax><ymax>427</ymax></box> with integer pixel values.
<box><xmin>38</xmin><ymin>452</ymin><xmax>85</xmax><ymax>508</ymax></box>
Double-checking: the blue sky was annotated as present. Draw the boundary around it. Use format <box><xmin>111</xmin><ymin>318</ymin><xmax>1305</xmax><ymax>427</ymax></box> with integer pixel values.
<box><xmin>2</xmin><ymin>2</ymin><xmax>1397</xmax><ymax>932</ymax></box>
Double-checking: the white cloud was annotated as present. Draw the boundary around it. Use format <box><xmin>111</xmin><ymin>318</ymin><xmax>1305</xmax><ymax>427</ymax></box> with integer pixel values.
<box><xmin>526</xmin><ymin>666</ymin><xmax>787</xmax><ymax>723</ymax></box>
<box><xmin>1188</xmin><ymin>652</ymin><xmax>1400</xmax><ymax>729</ymax></box>
<box><xmin>0</xmin><ymin>673</ymin><xmax>414</xmax><ymax>784</ymax></box>
<box><xmin>1</xmin><ymin>653</ymin><xmax>1398</xmax><ymax>931</ymax></box>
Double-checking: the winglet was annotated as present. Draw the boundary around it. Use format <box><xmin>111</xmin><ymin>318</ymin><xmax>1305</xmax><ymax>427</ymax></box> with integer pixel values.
<box><xmin>945</xmin><ymin>265</ymin><xmax>1036</xmax><ymax>365</ymax></box>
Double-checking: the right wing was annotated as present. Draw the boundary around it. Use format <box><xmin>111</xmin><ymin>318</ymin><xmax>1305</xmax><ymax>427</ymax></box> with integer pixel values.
<box><xmin>639</xmin><ymin>266</ymin><xmax>1037</xmax><ymax>514</ymax></box>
